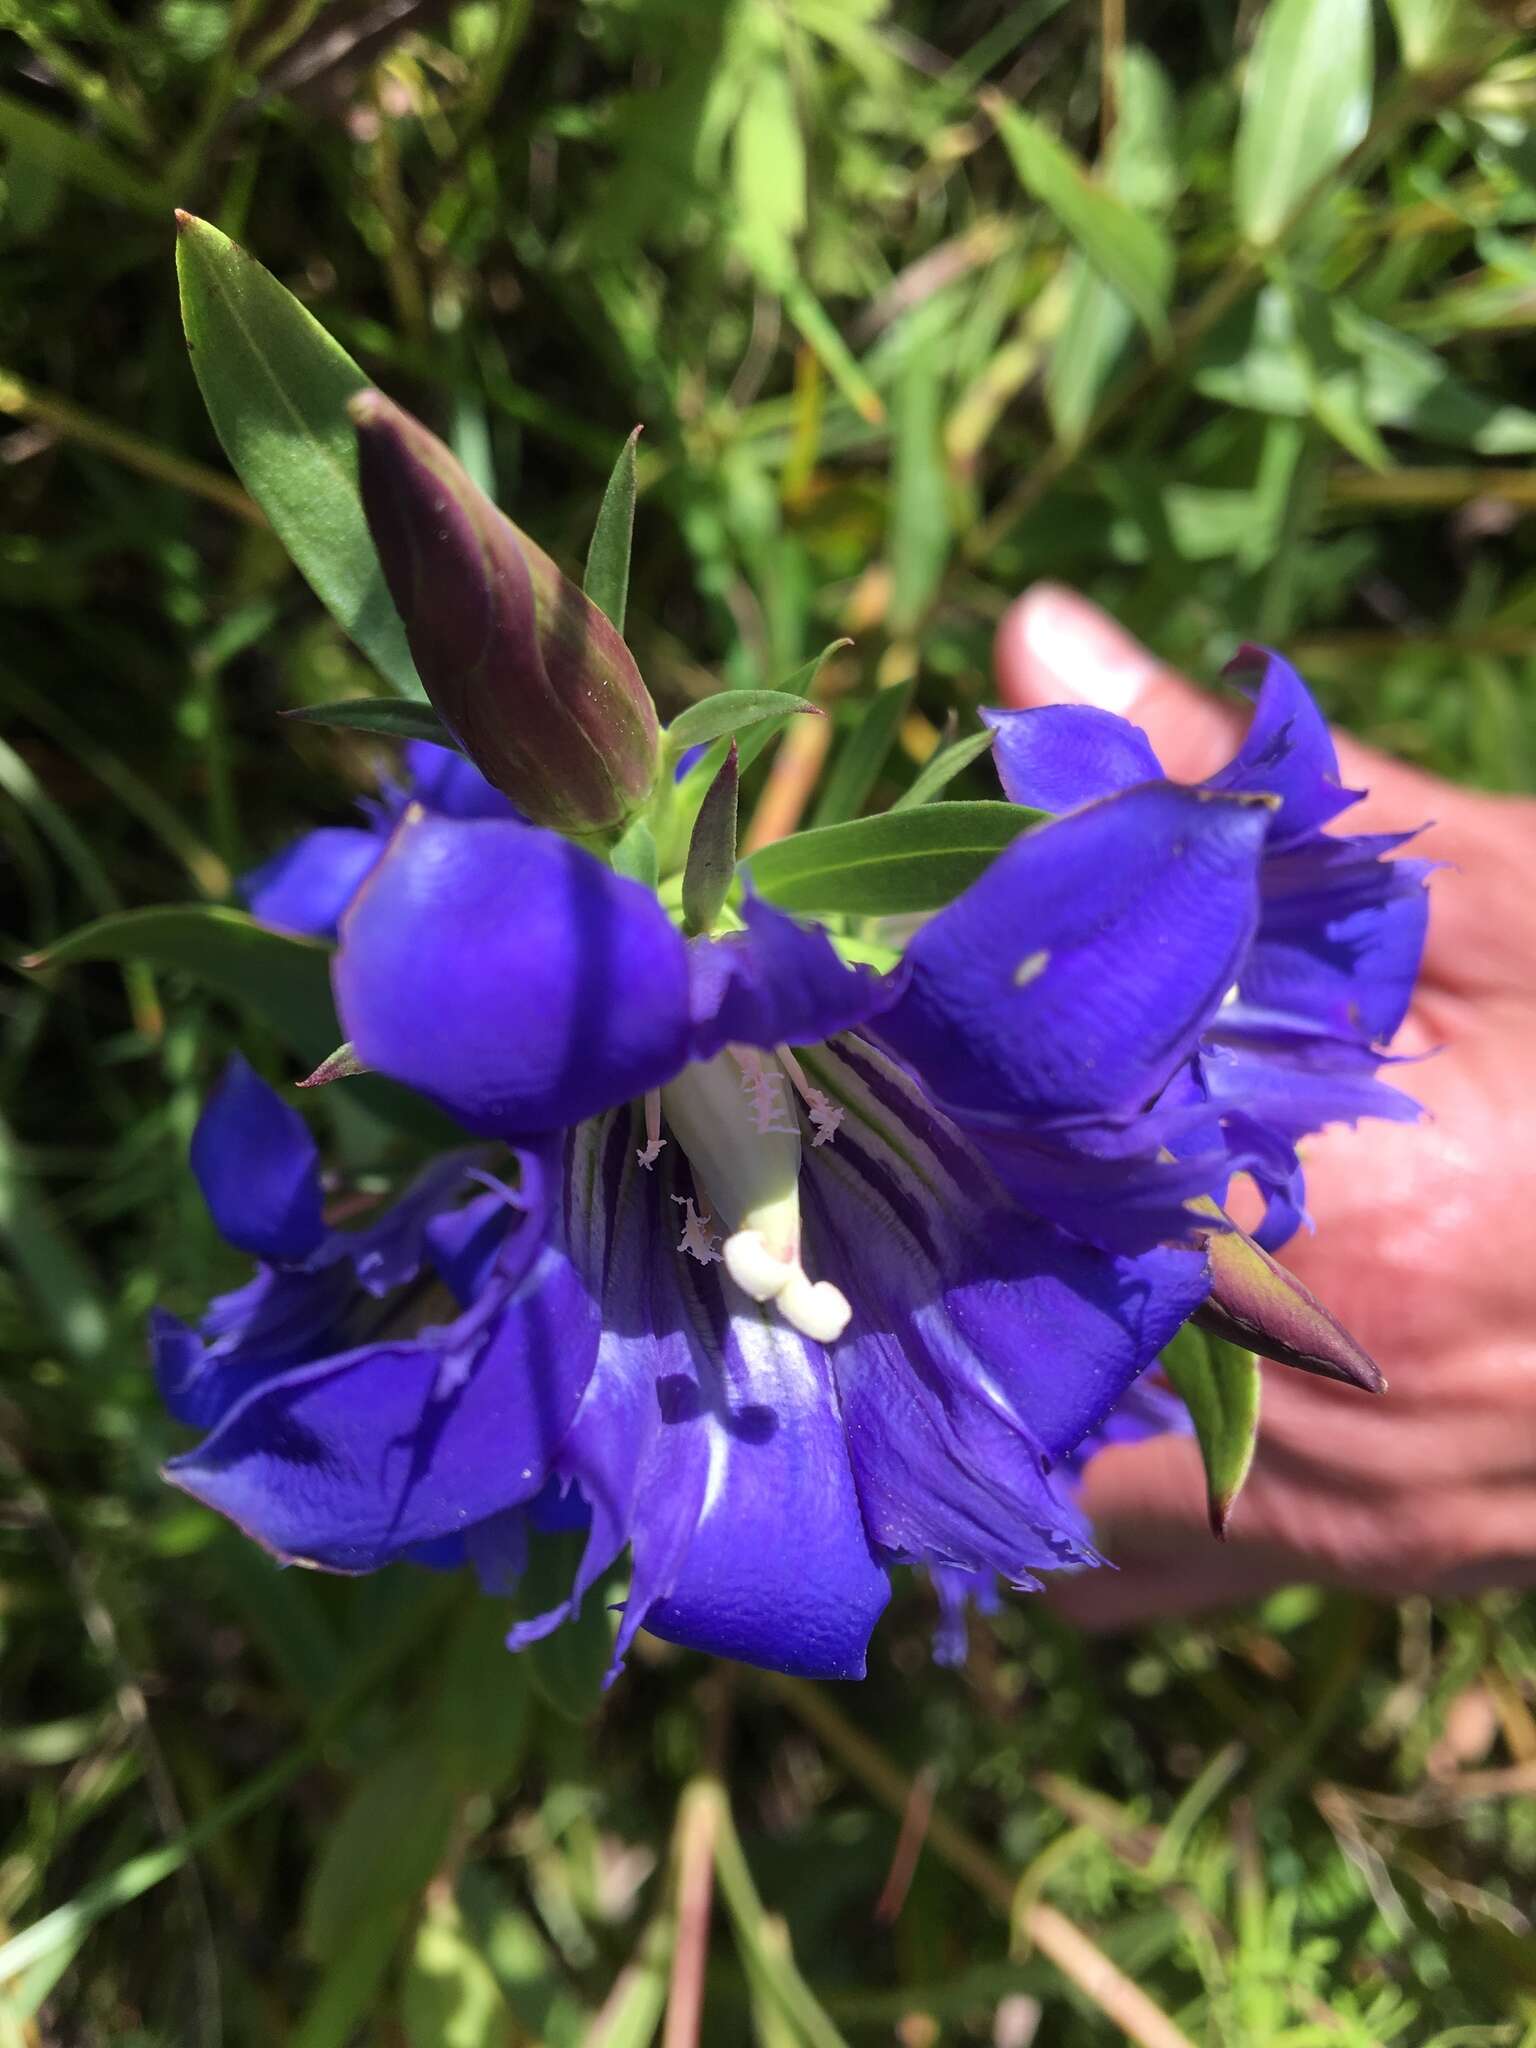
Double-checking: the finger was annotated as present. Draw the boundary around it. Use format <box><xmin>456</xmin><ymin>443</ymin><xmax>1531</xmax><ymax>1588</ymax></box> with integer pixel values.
<box><xmin>995</xmin><ymin>584</ymin><xmax>1247</xmax><ymax>782</ymax></box>
<box><xmin>995</xmin><ymin>583</ymin><xmax>1454</xmax><ymax>831</ymax></box>
<box><xmin>993</xmin><ymin>583</ymin><xmax>1529</xmax><ymax>987</ymax></box>
<box><xmin>1045</xmin><ymin>1437</ymin><xmax>1294</xmax><ymax>1628</ymax></box>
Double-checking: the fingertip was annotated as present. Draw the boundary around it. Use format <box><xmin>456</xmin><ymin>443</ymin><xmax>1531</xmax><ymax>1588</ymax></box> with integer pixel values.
<box><xmin>994</xmin><ymin>585</ymin><xmax>1247</xmax><ymax>781</ymax></box>
<box><xmin>995</xmin><ymin>583</ymin><xmax>1151</xmax><ymax>713</ymax></box>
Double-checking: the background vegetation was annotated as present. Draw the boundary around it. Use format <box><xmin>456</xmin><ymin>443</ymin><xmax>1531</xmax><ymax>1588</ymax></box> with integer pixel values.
<box><xmin>4</xmin><ymin>0</ymin><xmax>1536</xmax><ymax>2041</ymax></box>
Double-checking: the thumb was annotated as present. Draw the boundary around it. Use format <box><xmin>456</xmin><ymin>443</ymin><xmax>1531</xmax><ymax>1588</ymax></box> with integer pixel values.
<box><xmin>994</xmin><ymin>583</ymin><xmax>1245</xmax><ymax>782</ymax></box>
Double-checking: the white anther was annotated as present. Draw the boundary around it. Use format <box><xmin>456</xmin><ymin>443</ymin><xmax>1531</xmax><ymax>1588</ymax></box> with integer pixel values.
<box><xmin>734</xmin><ymin>1046</ymin><xmax>798</xmax><ymax>1135</ymax></box>
<box><xmin>723</xmin><ymin>1229</ymin><xmax>851</xmax><ymax>1344</ymax></box>
<box><xmin>672</xmin><ymin>1195</ymin><xmax>721</xmax><ymax>1265</ymax></box>
<box><xmin>637</xmin><ymin>1089</ymin><xmax>666</xmax><ymax>1169</ymax></box>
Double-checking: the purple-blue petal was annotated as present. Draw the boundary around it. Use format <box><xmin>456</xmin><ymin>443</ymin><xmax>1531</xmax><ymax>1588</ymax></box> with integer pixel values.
<box><xmin>1211</xmin><ymin>646</ymin><xmax>1361</xmax><ymax>846</ymax></box>
<box><xmin>688</xmin><ymin>895</ymin><xmax>898</xmax><ymax>1064</ymax></box>
<box><xmin>929</xmin><ymin>1564</ymin><xmax>1001</xmax><ymax>1667</ymax></box>
<box><xmin>335</xmin><ymin>811</ymin><xmax>694</xmax><ymax>1136</ymax></box>
<box><xmin>983</xmin><ymin>703</ymin><xmax>1163</xmax><ymax>811</ymax></box>
<box><xmin>189</xmin><ymin>1055</ymin><xmax>325</xmax><ymax>1263</ymax></box>
<box><xmin>241</xmin><ymin>827</ymin><xmax>385</xmax><ymax>941</ymax></box>
<box><xmin>511</xmin><ymin>1116</ymin><xmax>889</xmax><ymax>1680</ymax></box>
<box><xmin>879</xmin><ymin>783</ymin><xmax>1268</xmax><ymax>1125</ymax></box>
<box><xmin>164</xmin><ymin>1231</ymin><xmax>601</xmax><ymax>1572</ymax></box>
<box><xmin>801</xmin><ymin>1038</ymin><xmax>1206</xmax><ymax>1468</ymax></box>
<box><xmin>1058</xmin><ymin>1366</ymin><xmax>1191</xmax><ymax>1490</ymax></box>
<box><xmin>400</xmin><ymin>739</ymin><xmax>517</xmax><ymax>820</ymax></box>
<box><xmin>1245</xmin><ymin>832</ymin><xmax>1432</xmax><ymax>1045</ymax></box>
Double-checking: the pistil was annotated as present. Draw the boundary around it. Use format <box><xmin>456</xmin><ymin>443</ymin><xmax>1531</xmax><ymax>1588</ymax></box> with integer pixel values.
<box><xmin>658</xmin><ymin>1045</ymin><xmax>852</xmax><ymax>1345</ymax></box>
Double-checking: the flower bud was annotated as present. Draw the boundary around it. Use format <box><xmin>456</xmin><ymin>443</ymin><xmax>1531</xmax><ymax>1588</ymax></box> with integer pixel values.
<box><xmin>350</xmin><ymin>389</ymin><xmax>659</xmax><ymax>838</ymax></box>
<box><xmin>1197</xmin><ymin>1218</ymin><xmax>1385</xmax><ymax>1393</ymax></box>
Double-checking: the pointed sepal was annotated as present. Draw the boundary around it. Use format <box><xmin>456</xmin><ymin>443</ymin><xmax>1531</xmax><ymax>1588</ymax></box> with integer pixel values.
<box><xmin>682</xmin><ymin>743</ymin><xmax>739</xmax><ymax>937</ymax></box>
<box><xmin>297</xmin><ymin>1041</ymin><xmax>370</xmax><ymax>1088</ymax></box>
<box><xmin>1160</xmin><ymin>1324</ymin><xmax>1261</xmax><ymax>1538</ymax></box>
<box><xmin>1196</xmin><ymin>1205</ymin><xmax>1385</xmax><ymax>1393</ymax></box>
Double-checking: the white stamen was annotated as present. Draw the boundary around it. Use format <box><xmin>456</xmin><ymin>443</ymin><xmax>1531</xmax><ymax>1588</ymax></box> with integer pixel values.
<box><xmin>636</xmin><ymin>1089</ymin><xmax>666</xmax><ymax>1169</ymax></box>
<box><xmin>733</xmin><ymin>1045</ymin><xmax>798</xmax><ymax>1135</ymax></box>
<box><xmin>776</xmin><ymin>1045</ymin><xmax>844</xmax><ymax>1147</ymax></box>
<box><xmin>723</xmin><ymin>1227</ymin><xmax>851</xmax><ymax>1343</ymax></box>
<box><xmin>672</xmin><ymin>1194</ymin><xmax>721</xmax><ymax>1265</ymax></box>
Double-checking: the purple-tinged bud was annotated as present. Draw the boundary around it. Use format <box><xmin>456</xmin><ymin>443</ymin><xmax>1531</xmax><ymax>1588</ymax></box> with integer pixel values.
<box><xmin>1196</xmin><ymin>1214</ymin><xmax>1385</xmax><ymax>1394</ymax></box>
<box><xmin>350</xmin><ymin>389</ymin><xmax>659</xmax><ymax>838</ymax></box>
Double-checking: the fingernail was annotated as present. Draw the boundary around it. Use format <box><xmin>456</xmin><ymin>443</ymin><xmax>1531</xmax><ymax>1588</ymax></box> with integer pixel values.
<box><xmin>1000</xmin><ymin>585</ymin><xmax>1158</xmax><ymax>716</ymax></box>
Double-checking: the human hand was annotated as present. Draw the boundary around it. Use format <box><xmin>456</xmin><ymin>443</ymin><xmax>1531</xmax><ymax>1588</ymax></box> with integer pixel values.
<box><xmin>995</xmin><ymin>585</ymin><xmax>1536</xmax><ymax>1622</ymax></box>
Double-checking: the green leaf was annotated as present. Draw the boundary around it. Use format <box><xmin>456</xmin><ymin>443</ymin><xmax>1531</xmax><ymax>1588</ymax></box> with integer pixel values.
<box><xmin>1386</xmin><ymin>0</ymin><xmax>1480</xmax><ymax>74</ymax></box>
<box><xmin>1198</xmin><ymin>289</ymin><xmax>1536</xmax><ymax>457</ymax></box>
<box><xmin>609</xmin><ymin>814</ymin><xmax>659</xmax><ymax>890</ymax></box>
<box><xmin>175</xmin><ymin>213</ymin><xmax>423</xmax><ymax>697</ymax></box>
<box><xmin>1045</xmin><ymin>48</ymin><xmax>1177</xmax><ymax>445</ymax></box>
<box><xmin>0</xmin><ymin>91</ymin><xmax>165</xmax><ymax>215</ymax></box>
<box><xmin>1232</xmin><ymin>0</ymin><xmax>1372</xmax><ymax>249</ymax></box>
<box><xmin>887</xmin><ymin>307</ymin><xmax>950</xmax><ymax>636</ymax></box>
<box><xmin>401</xmin><ymin>1899</ymin><xmax>516</xmax><ymax>2048</ymax></box>
<box><xmin>891</xmin><ymin>726</ymin><xmax>997</xmax><ymax>811</ymax></box>
<box><xmin>683</xmin><ymin>744</ymin><xmax>739</xmax><ymax>936</ymax></box>
<box><xmin>31</xmin><ymin>906</ymin><xmax>450</xmax><ymax>1140</ymax></box>
<box><xmin>812</xmin><ymin>684</ymin><xmax>913</xmax><ymax>829</ymax></box>
<box><xmin>303</xmin><ymin>1739</ymin><xmax>458</xmax><ymax>1961</ymax></box>
<box><xmin>984</xmin><ymin>90</ymin><xmax>1174</xmax><ymax>345</ymax></box>
<box><xmin>578</xmin><ymin>1913</ymin><xmax>673</xmax><ymax>2048</ymax></box>
<box><xmin>430</xmin><ymin>1603</ymin><xmax>532</xmax><ymax>1798</ymax></box>
<box><xmin>0</xmin><ymin>1107</ymin><xmax>109</xmax><ymax>1364</ymax></box>
<box><xmin>584</xmin><ymin>426</ymin><xmax>642</xmax><ymax>633</ymax></box>
<box><xmin>733</xmin><ymin>60</ymin><xmax>806</xmax><ymax>283</ymax></box>
<box><xmin>284</xmin><ymin>698</ymin><xmax>456</xmax><ymax>745</ymax></box>
<box><xmin>31</xmin><ymin>905</ymin><xmax>337</xmax><ymax>1062</ymax></box>
<box><xmin>664</xmin><ymin>688</ymin><xmax>822</xmax><ymax>761</ymax></box>
<box><xmin>744</xmin><ymin>802</ymin><xmax>1040</xmax><ymax>917</ymax></box>
<box><xmin>1046</xmin><ymin>257</ymin><xmax>1137</xmax><ymax>450</ymax></box>
<box><xmin>293</xmin><ymin>1908</ymin><xmax>409</xmax><ymax>2048</ymax></box>
<box><xmin>1160</xmin><ymin>1325</ymin><xmax>1262</xmax><ymax>1537</ymax></box>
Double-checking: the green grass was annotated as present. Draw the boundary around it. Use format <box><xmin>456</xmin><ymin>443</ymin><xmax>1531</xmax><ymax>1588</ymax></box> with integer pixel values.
<box><xmin>4</xmin><ymin>1</ymin><xmax>1536</xmax><ymax>2041</ymax></box>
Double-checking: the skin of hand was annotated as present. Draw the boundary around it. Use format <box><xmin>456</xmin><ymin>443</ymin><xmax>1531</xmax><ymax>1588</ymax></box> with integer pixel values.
<box><xmin>995</xmin><ymin>584</ymin><xmax>1536</xmax><ymax>1625</ymax></box>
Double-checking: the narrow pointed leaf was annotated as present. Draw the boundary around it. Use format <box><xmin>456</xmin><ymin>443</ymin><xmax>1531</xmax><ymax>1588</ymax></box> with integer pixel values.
<box><xmin>1160</xmin><ymin>1326</ymin><xmax>1261</xmax><ymax>1538</ymax></box>
<box><xmin>175</xmin><ymin>214</ymin><xmax>423</xmax><ymax>697</ymax></box>
<box><xmin>583</xmin><ymin>426</ymin><xmax>642</xmax><ymax>632</ymax></box>
<box><xmin>811</xmin><ymin>683</ymin><xmax>913</xmax><ymax>828</ymax></box>
<box><xmin>283</xmin><ymin>699</ymin><xmax>456</xmax><ymax>746</ymax></box>
<box><xmin>30</xmin><ymin>906</ymin><xmax>337</xmax><ymax>1061</ymax></box>
<box><xmin>984</xmin><ymin>91</ymin><xmax>1174</xmax><ymax>344</ymax></box>
<box><xmin>683</xmin><ymin>743</ymin><xmax>739</xmax><ymax>936</ymax></box>
<box><xmin>891</xmin><ymin>726</ymin><xmax>997</xmax><ymax>810</ymax></box>
<box><xmin>744</xmin><ymin>802</ymin><xmax>1041</xmax><ymax>916</ymax></box>
<box><xmin>31</xmin><ymin>908</ymin><xmax>448</xmax><ymax>1140</ymax></box>
<box><xmin>610</xmin><ymin>814</ymin><xmax>659</xmax><ymax>890</ymax></box>
<box><xmin>665</xmin><ymin>689</ymin><xmax>822</xmax><ymax>762</ymax></box>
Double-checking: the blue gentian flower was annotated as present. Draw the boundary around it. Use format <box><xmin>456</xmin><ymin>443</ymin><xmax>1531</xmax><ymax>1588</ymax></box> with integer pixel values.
<box><xmin>161</xmin><ymin>779</ymin><xmax>1271</xmax><ymax>1680</ymax></box>
<box><xmin>242</xmin><ymin>738</ymin><xmax>514</xmax><ymax>940</ymax></box>
<box><xmin>983</xmin><ymin>648</ymin><xmax>1431</xmax><ymax>1247</ymax></box>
